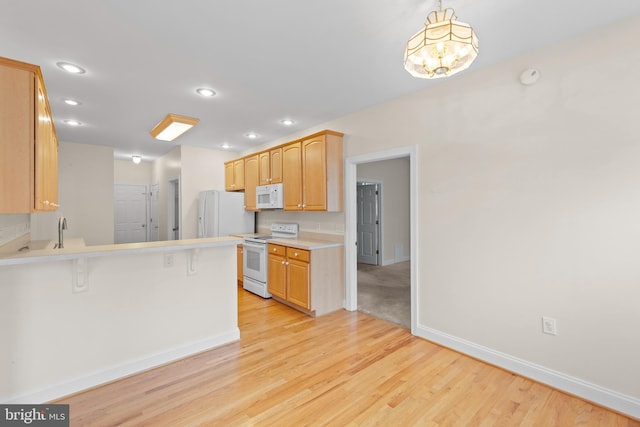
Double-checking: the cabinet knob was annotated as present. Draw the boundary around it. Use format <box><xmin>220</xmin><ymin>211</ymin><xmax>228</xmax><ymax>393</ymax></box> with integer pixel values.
<box><xmin>285</xmin><ymin>261</ymin><xmax>289</xmax><ymax>266</ymax></box>
<box><xmin>273</xmin><ymin>248</ymin><xmax>277</xmax><ymax>252</ymax></box>
<box><xmin>281</xmin><ymin>261</ymin><xmax>285</xmax><ymax>265</ymax></box>
<box><xmin>294</xmin><ymin>252</ymin><xmax>298</xmax><ymax>257</ymax></box>
<box><xmin>297</xmin><ymin>204</ymin><xmax>301</xmax><ymax>208</ymax></box>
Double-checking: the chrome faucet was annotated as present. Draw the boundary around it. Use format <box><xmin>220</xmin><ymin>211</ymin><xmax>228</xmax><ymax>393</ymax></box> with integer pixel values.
<box><xmin>58</xmin><ymin>216</ymin><xmax>68</xmax><ymax>249</ymax></box>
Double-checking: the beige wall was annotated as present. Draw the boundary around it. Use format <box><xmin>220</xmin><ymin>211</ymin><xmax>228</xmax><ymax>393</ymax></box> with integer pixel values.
<box><xmin>180</xmin><ymin>146</ymin><xmax>236</xmax><ymax>239</ymax></box>
<box><xmin>31</xmin><ymin>141</ymin><xmax>114</xmax><ymax>245</ymax></box>
<box><xmin>114</xmin><ymin>159</ymin><xmax>152</xmax><ymax>185</ymax></box>
<box><xmin>0</xmin><ymin>214</ymin><xmax>30</xmax><ymax>247</ymax></box>
<box><xmin>358</xmin><ymin>158</ymin><xmax>410</xmax><ymax>265</ymax></box>
<box><xmin>151</xmin><ymin>147</ymin><xmax>181</xmax><ymax>241</ymax></box>
<box><xmin>247</xmin><ymin>16</ymin><xmax>640</xmax><ymax>405</ymax></box>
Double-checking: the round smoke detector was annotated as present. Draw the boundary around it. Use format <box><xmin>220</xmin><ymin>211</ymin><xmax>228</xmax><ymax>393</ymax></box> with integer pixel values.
<box><xmin>520</xmin><ymin>68</ymin><xmax>540</xmax><ymax>85</ymax></box>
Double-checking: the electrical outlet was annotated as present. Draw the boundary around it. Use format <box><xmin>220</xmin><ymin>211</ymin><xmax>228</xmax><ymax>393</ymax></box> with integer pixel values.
<box><xmin>542</xmin><ymin>316</ymin><xmax>557</xmax><ymax>335</ymax></box>
<box><xmin>163</xmin><ymin>253</ymin><xmax>174</xmax><ymax>268</ymax></box>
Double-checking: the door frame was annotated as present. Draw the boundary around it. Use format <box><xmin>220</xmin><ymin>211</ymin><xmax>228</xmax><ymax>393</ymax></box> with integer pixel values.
<box><xmin>356</xmin><ymin>180</ymin><xmax>382</xmax><ymax>266</ymax></box>
<box><xmin>167</xmin><ymin>176</ymin><xmax>181</xmax><ymax>241</ymax></box>
<box><xmin>345</xmin><ymin>145</ymin><xmax>418</xmax><ymax>334</ymax></box>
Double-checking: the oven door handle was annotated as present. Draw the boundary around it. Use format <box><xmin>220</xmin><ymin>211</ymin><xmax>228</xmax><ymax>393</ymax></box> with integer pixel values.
<box><xmin>243</xmin><ymin>241</ymin><xmax>266</xmax><ymax>250</ymax></box>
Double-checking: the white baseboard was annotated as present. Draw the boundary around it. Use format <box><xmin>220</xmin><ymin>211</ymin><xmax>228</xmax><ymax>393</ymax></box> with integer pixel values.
<box><xmin>415</xmin><ymin>325</ymin><xmax>640</xmax><ymax>419</ymax></box>
<box><xmin>5</xmin><ymin>328</ymin><xmax>240</xmax><ymax>404</ymax></box>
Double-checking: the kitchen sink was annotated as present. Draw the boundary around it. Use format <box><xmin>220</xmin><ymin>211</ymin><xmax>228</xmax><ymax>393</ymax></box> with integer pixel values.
<box><xmin>17</xmin><ymin>240</ymin><xmax>55</xmax><ymax>253</ymax></box>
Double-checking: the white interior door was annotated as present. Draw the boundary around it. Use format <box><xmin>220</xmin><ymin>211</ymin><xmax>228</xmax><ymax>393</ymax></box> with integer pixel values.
<box><xmin>149</xmin><ymin>183</ymin><xmax>159</xmax><ymax>242</ymax></box>
<box><xmin>114</xmin><ymin>184</ymin><xmax>148</xmax><ymax>244</ymax></box>
<box><xmin>357</xmin><ymin>182</ymin><xmax>380</xmax><ymax>265</ymax></box>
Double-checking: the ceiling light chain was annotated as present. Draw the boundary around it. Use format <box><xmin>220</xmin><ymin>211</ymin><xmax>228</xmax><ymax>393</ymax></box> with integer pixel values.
<box><xmin>404</xmin><ymin>0</ymin><xmax>478</xmax><ymax>79</ymax></box>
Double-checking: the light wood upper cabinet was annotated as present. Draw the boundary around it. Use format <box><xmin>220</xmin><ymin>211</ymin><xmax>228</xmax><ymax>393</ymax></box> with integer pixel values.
<box><xmin>225</xmin><ymin>159</ymin><xmax>245</xmax><ymax>191</ymax></box>
<box><xmin>283</xmin><ymin>131</ymin><xmax>343</xmax><ymax>212</ymax></box>
<box><xmin>259</xmin><ymin>147</ymin><xmax>283</xmax><ymax>185</ymax></box>
<box><xmin>282</xmin><ymin>142</ymin><xmax>303</xmax><ymax>210</ymax></box>
<box><xmin>223</xmin><ymin>130</ymin><xmax>343</xmax><ymax>212</ymax></box>
<box><xmin>0</xmin><ymin>56</ymin><xmax>58</xmax><ymax>213</ymax></box>
<box><xmin>34</xmin><ymin>77</ymin><xmax>58</xmax><ymax>212</ymax></box>
<box><xmin>302</xmin><ymin>135</ymin><xmax>327</xmax><ymax>211</ymax></box>
<box><xmin>270</xmin><ymin>147</ymin><xmax>283</xmax><ymax>183</ymax></box>
<box><xmin>258</xmin><ymin>151</ymin><xmax>270</xmax><ymax>185</ymax></box>
<box><xmin>244</xmin><ymin>155</ymin><xmax>259</xmax><ymax>211</ymax></box>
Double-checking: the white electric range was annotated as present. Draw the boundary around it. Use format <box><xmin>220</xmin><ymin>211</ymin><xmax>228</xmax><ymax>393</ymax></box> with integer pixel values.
<box><xmin>242</xmin><ymin>223</ymin><xmax>299</xmax><ymax>298</ymax></box>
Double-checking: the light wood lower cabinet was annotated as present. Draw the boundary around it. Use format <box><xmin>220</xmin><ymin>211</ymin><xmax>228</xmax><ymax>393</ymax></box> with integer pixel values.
<box><xmin>237</xmin><ymin>244</ymin><xmax>244</xmax><ymax>285</ymax></box>
<box><xmin>267</xmin><ymin>243</ymin><xmax>344</xmax><ymax>316</ymax></box>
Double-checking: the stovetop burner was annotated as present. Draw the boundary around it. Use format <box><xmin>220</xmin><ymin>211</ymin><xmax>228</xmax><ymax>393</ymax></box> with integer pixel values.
<box><xmin>244</xmin><ymin>223</ymin><xmax>299</xmax><ymax>244</ymax></box>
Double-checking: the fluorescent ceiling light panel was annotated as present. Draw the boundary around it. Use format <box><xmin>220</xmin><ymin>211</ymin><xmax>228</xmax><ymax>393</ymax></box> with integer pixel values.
<box><xmin>150</xmin><ymin>114</ymin><xmax>199</xmax><ymax>141</ymax></box>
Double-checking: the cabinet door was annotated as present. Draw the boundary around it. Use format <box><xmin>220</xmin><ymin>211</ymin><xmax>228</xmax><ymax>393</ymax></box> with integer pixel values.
<box><xmin>34</xmin><ymin>77</ymin><xmax>57</xmax><ymax>211</ymax></box>
<box><xmin>233</xmin><ymin>159</ymin><xmax>245</xmax><ymax>190</ymax></box>
<box><xmin>268</xmin><ymin>253</ymin><xmax>287</xmax><ymax>299</ymax></box>
<box><xmin>270</xmin><ymin>147</ymin><xmax>282</xmax><ymax>184</ymax></box>
<box><xmin>287</xmin><ymin>258</ymin><xmax>310</xmax><ymax>309</ymax></box>
<box><xmin>0</xmin><ymin>64</ymin><xmax>33</xmax><ymax>213</ymax></box>
<box><xmin>283</xmin><ymin>142</ymin><xmax>302</xmax><ymax>211</ymax></box>
<box><xmin>302</xmin><ymin>135</ymin><xmax>327</xmax><ymax>211</ymax></box>
<box><xmin>244</xmin><ymin>155</ymin><xmax>259</xmax><ymax>210</ymax></box>
<box><xmin>224</xmin><ymin>162</ymin><xmax>235</xmax><ymax>191</ymax></box>
<box><xmin>237</xmin><ymin>244</ymin><xmax>244</xmax><ymax>284</ymax></box>
<box><xmin>258</xmin><ymin>151</ymin><xmax>270</xmax><ymax>185</ymax></box>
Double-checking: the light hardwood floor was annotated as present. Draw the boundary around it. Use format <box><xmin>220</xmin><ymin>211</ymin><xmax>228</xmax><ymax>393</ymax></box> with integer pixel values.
<box><xmin>54</xmin><ymin>288</ymin><xmax>639</xmax><ymax>426</ymax></box>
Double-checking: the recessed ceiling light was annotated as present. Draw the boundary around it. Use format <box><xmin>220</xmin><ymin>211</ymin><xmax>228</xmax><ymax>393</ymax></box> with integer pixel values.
<box><xmin>196</xmin><ymin>88</ymin><xmax>216</xmax><ymax>97</ymax></box>
<box><xmin>220</xmin><ymin>143</ymin><xmax>231</xmax><ymax>149</ymax></box>
<box><xmin>132</xmin><ymin>155</ymin><xmax>142</xmax><ymax>164</ymax></box>
<box><xmin>280</xmin><ymin>119</ymin><xmax>295</xmax><ymax>126</ymax></box>
<box><xmin>56</xmin><ymin>61</ymin><xmax>86</xmax><ymax>74</ymax></box>
<box><xmin>245</xmin><ymin>132</ymin><xmax>258</xmax><ymax>139</ymax></box>
<box><xmin>63</xmin><ymin>119</ymin><xmax>82</xmax><ymax>126</ymax></box>
<box><xmin>64</xmin><ymin>99</ymin><xmax>81</xmax><ymax>106</ymax></box>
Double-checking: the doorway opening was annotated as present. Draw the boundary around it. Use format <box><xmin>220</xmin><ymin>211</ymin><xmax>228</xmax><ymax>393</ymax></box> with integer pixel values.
<box><xmin>114</xmin><ymin>184</ymin><xmax>148</xmax><ymax>244</ymax></box>
<box><xmin>357</xmin><ymin>181</ymin><xmax>381</xmax><ymax>266</ymax></box>
<box><xmin>149</xmin><ymin>183</ymin><xmax>159</xmax><ymax>242</ymax></box>
<box><xmin>345</xmin><ymin>146</ymin><xmax>418</xmax><ymax>333</ymax></box>
<box><xmin>167</xmin><ymin>177</ymin><xmax>181</xmax><ymax>241</ymax></box>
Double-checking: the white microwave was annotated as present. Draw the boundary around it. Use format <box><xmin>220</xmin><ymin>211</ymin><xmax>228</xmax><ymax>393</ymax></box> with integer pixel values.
<box><xmin>256</xmin><ymin>183</ymin><xmax>284</xmax><ymax>209</ymax></box>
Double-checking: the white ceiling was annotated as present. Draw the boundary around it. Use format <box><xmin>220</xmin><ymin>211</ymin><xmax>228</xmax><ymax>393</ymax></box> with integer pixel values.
<box><xmin>2</xmin><ymin>1</ymin><xmax>639</xmax><ymax>161</ymax></box>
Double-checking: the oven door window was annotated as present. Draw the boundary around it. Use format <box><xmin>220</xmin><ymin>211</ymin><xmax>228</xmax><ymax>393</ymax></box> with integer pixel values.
<box><xmin>246</xmin><ymin>249</ymin><xmax>262</xmax><ymax>272</ymax></box>
<box><xmin>244</xmin><ymin>242</ymin><xmax>267</xmax><ymax>283</ymax></box>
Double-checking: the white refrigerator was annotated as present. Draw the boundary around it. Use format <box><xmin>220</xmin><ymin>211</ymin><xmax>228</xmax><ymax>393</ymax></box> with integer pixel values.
<box><xmin>197</xmin><ymin>190</ymin><xmax>255</xmax><ymax>237</ymax></box>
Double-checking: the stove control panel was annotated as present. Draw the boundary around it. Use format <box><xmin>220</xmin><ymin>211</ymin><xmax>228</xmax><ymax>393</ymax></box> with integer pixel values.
<box><xmin>270</xmin><ymin>223</ymin><xmax>299</xmax><ymax>238</ymax></box>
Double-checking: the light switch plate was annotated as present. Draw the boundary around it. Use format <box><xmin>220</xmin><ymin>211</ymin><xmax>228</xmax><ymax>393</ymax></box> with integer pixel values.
<box><xmin>542</xmin><ymin>316</ymin><xmax>557</xmax><ymax>335</ymax></box>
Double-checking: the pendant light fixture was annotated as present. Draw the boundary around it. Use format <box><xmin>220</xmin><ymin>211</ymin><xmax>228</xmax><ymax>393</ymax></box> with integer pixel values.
<box><xmin>404</xmin><ymin>0</ymin><xmax>478</xmax><ymax>79</ymax></box>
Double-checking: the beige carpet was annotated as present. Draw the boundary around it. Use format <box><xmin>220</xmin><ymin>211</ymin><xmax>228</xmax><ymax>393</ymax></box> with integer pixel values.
<box><xmin>357</xmin><ymin>261</ymin><xmax>411</xmax><ymax>329</ymax></box>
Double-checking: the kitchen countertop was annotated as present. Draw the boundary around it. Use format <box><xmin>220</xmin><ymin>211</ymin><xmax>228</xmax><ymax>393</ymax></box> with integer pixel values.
<box><xmin>0</xmin><ymin>235</ymin><xmax>242</xmax><ymax>266</ymax></box>
<box><xmin>233</xmin><ymin>233</ymin><xmax>344</xmax><ymax>250</ymax></box>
